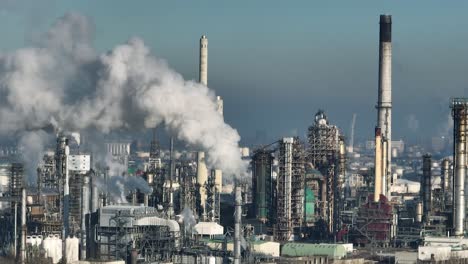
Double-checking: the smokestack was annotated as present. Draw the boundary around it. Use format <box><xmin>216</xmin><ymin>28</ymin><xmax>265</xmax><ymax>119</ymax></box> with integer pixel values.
<box><xmin>81</xmin><ymin>175</ymin><xmax>90</xmax><ymax>260</ymax></box>
<box><xmin>452</xmin><ymin>99</ymin><xmax>467</xmax><ymax>236</ymax></box>
<box><xmin>376</xmin><ymin>14</ymin><xmax>392</xmax><ymax>193</ymax></box>
<box><xmin>422</xmin><ymin>154</ymin><xmax>432</xmax><ymax>222</ymax></box>
<box><xmin>199</xmin><ymin>35</ymin><xmax>208</xmax><ymax>86</ymax></box>
<box><xmin>21</xmin><ymin>188</ymin><xmax>26</xmax><ymax>264</ymax></box>
<box><xmin>234</xmin><ymin>186</ymin><xmax>242</xmax><ymax>264</ymax></box>
<box><xmin>374</xmin><ymin>127</ymin><xmax>383</xmax><ymax>202</ymax></box>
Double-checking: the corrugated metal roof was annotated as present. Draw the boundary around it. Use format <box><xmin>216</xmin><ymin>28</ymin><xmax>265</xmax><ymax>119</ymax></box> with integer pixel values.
<box><xmin>281</xmin><ymin>243</ymin><xmax>347</xmax><ymax>259</ymax></box>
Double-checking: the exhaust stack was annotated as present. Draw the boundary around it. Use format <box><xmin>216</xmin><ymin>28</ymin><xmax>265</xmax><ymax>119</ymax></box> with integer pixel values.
<box><xmin>374</xmin><ymin>127</ymin><xmax>382</xmax><ymax>202</ymax></box>
<box><xmin>199</xmin><ymin>35</ymin><xmax>208</xmax><ymax>86</ymax></box>
<box><xmin>451</xmin><ymin>99</ymin><xmax>467</xmax><ymax>236</ymax></box>
<box><xmin>376</xmin><ymin>14</ymin><xmax>392</xmax><ymax>195</ymax></box>
<box><xmin>21</xmin><ymin>188</ymin><xmax>26</xmax><ymax>264</ymax></box>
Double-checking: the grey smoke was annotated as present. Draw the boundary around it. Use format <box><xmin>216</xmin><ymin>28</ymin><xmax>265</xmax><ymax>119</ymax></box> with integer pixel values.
<box><xmin>93</xmin><ymin>174</ymin><xmax>153</xmax><ymax>204</ymax></box>
<box><xmin>179</xmin><ymin>207</ymin><xmax>197</xmax><ymax>234</ymax></box>
<box><xmin>0</xmin><ymin>12</ymin><xmax>247</xmax><ymax>183</ymax></box>
<box><xmin>17</xmin><ymin>130</ymin><xmax>53</xmax><ymax>184</ymax></box>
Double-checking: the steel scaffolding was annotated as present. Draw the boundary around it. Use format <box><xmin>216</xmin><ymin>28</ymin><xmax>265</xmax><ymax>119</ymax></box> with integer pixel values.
<box><xmin>276</xmin><ymin>137</ymin><xmax>305</xmax><ymax>241</ymax></box>
<box><xmin>307</xmin><ymin>110</ymin><xmax>340</xmax><ymax>233</ymax></box>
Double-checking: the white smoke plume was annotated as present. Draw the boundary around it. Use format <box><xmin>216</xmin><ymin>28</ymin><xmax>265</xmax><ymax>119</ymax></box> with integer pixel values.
<box><xmin>92</xmin><ymin>174</ymin><xmax>153</xmax><ymax>204</ymax></box>
<box><xmin>179</xmin><ymin>207</ymin><xmax>197</xmax><ymax>233</ymax></box>
<box><xmin>0</xmin><ymin>13</ymin><xmax>247</xmax><ymax>183</ymax></box>
<box><xmin>17</xmin><ymin>130</ymin><xmax>53</xmax><ymax>184</ymax></box>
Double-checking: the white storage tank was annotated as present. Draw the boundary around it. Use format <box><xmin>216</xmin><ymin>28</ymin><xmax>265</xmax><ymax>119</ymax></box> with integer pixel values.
<box><xmin>42</xmin><ymin>235</ymin><xmax>63</xmax><ymax>264</ymax></box>
<box><xmin>65</xmin><ymin>236</ymin><xmax>79</xmax><ymax>263</ymax></box>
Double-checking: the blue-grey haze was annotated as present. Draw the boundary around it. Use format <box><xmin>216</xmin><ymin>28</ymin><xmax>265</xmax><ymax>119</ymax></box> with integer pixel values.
<box><xmin>1</xmin><ymin>0</ymin><xmax>467</xmax><ymax>147</ymax></box>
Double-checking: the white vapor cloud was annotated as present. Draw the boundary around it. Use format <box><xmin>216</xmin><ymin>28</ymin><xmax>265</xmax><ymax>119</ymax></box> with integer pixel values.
<box><xmin>0</xmin><ymin>12</ymin><xmax>247</xmax><ymax>183</ymax></box>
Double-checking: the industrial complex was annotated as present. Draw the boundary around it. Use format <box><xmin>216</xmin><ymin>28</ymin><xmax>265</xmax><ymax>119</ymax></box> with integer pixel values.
<box><xmin>0</xmin><ymin>13</ymin><xmax>467</xmax><ymax>264</ymax></box>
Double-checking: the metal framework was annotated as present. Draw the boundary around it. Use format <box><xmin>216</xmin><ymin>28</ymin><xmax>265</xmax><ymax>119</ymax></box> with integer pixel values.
<box><xmin>276</xmin><ymin>138</ymin><xmax>293</xmax><ymax>241</ymax></box>
<box><xmin>178</xmin><ymin>163</ymin><xmax>197</xmax><ymax>215</ymax></box>
<box><xmin>96</xmin><ymin>212</ymin><xmax>180</xmax><ymax>262</ymax></box>
<box><xmin>352</xmin><ymin>195</ymin><xmax>393</xmax><ymax>247</ymax></box>
<box><xmin>307</xmin><ymin>110</ymin><xmax>340</xmax><ymax>233</ymax></box>
<box><xmin>291</xmin><ymin>139</ymin><xmax>305</xmax><ymax>229</ymax></box>
<box><xmin>276</xmin><ymin>137</ymin><xmax>305</xmax><ymax>241</ymax></box>
<box><xmin>205</xmin><ymin>171</ymin><xmax>220</xmax><ymax>223</ymax></box>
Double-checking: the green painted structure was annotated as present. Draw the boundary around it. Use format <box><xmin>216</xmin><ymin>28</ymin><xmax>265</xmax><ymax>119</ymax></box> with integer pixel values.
<box><xmin>252</xmin><ymin>150</ymin><xmax>275</xmax><ymax>223</ymax></box>
<box><xmin>304</xmin><ymin>186</ymin><xmax>315</xmax><ymax>223</ymax></box>
<box><xmin>281</xmin><ymin>243</ymin><xmax>347</xmax><ymax>259</ymax></box>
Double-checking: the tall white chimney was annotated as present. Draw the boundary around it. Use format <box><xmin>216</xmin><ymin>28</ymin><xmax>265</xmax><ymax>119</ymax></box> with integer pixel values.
<box><xmin>376</xmin><ymin>14</ymin><xmax>392</xmax><ymax>196</ymax></box>
<box><xmin>199</xmin><ymin>35</ymin><xmax>208</xmax><ymax>86</ymax></box>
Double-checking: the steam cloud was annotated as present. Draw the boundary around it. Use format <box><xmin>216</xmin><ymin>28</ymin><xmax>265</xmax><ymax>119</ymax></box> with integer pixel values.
<box><xmin>93</xmin><ymin>174</ymin><xmax>153</xmax><ymax>204</ymax></box>
<box><xmin>0</xmin><ymin>13</ymin><xmax>247</xmax><ymax>182</ymax></box>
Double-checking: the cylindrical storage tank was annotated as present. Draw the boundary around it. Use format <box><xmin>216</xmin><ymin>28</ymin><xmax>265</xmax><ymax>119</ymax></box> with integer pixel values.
<box><xmin>65</xmin><ymin>236</ymin><xmax>79</xmax><ymax>263</ymax></box>
<box><xmin>208</xmin><ymin>256</ymin><xmax>216</xmax><ymax>264</ymax></box>
<box><xmin>43</xmin><ymin>235</ymin><xmax>63</xmax><ymax>264</ymax></box>
<box><xmin>416</xmin><ymin>202</ymin><xmax>423</xmax><ymax>223</ymax></box>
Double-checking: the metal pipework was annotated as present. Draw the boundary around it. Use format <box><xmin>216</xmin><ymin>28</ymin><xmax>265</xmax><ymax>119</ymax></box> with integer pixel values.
<box><xmin>376</xmin><ymin>14</ymin><xmax>392</xmax><ymax>190</ymax></box>
<box><xmin>374</xmin><ymin>127</ymin><xmax>383</xmax><ymax>202</ymax></box>
<box><xmin>234</xmin><ymin>186</ymin><xmax>242</xmax><ymax>264</ymax></box>
<box><xmin>81</xmin><ymin>175</ymin><xmax>90</xmax><ymax>260</ymax></box>
<box><xmin>422</xmin><ymin>154</ymin><xmax>432</xmax><ymax>222</ymax></box>
<box><xmin>63</xmin><ymin>144</ymin><xmax>70</xmax><ymax>239</ymax></box>
<box><xmin>452</xmin><ymin>99</ymin><xmax>467</xmax><ymax>236</ymax></box>
<box><xmin>21</xmin><ymin>188</ymin><xmax>26</xmax><ymax>264</ymax></box>
<box><xmin>199</xmin><ymin>35</ymin><xmax>208</xmax><ymax>86</ymax></box>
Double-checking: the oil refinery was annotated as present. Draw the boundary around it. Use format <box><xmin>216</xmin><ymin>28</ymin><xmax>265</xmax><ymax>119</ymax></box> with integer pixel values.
<box><xmin>0</xmin><ymin>8</ymin><xmax>467</xmax><ymax>264</ymax></box>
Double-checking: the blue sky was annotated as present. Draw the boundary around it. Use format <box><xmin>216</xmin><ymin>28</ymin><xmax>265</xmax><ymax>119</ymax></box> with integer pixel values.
<box><xmin>1</xmin><ymin>1</ymin><xmax>467</xmax><ymax>146</ymax></box>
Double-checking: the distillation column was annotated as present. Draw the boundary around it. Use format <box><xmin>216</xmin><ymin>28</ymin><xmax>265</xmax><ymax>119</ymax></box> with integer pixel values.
<box><xmin>422</xmin><ymin>154</ymin><xmax>432</xmax><ymax>223</ymax></box>
<box><xmin>376</xmin><ymin>14</ymin><xmax>392</xmax><ymax>196</ymax></box>
<box><xmin>441</xmin><ymin>159</ymin><xmax>451</xmax><ymax>209</ymax></box>
<box><xmin>452</xmin><ymin>99</ymin><xmax>467</xmax><ymax>236</ymax></box>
